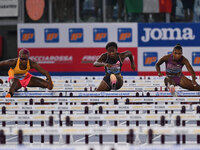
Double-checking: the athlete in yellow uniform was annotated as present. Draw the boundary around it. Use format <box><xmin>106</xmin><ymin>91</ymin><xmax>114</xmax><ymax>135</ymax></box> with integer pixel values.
<box><xmin>0</xmin><ymin>48</ymin><xmax>53</xmax><ymax>97</ymax></box>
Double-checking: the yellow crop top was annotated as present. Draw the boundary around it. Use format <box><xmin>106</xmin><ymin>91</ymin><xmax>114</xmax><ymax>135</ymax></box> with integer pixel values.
<box><xmin>8</xmin><ymin>58</ymin><xmax>30</xmax><ymax>78</ymax></box>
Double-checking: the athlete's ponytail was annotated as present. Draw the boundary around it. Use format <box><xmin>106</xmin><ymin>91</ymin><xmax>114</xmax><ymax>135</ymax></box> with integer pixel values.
<box><xmin>173</xmin><ymin>43</ymin><xmax>182</xmax><ymax>52</ymax></box>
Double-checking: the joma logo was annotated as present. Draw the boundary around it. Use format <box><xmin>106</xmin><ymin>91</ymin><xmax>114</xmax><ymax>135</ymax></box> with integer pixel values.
<box><xmin>141</xmin><ymin>28</ymin><xmax>195</xmax><ymax>42</ymax></box>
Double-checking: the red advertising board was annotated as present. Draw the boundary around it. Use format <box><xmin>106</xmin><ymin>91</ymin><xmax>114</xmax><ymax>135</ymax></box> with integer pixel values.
<box><xmin>18</xmin><ymin>48</ymin><xmax>137</xmax><ymax>73</ymax></box>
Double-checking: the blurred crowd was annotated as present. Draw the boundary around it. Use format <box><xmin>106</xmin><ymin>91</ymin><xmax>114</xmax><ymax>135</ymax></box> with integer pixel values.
<box><xmin>25</xmin><ymin>0</ymin><xmax>200</xmax><ymax>23</ymax></box>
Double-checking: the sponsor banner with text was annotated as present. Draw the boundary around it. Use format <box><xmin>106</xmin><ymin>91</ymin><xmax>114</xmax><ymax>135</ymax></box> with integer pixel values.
<box><xmin>138</xmin><ymin>23</ymin><xmax>199</xmax><ymax>46</ymax></box>
<box><xmin>18</xmin><ymin>23</ymin><xmax>138</xmax><ymax>48</ymax></box>
<box><xmin>17</xmin><ymin>23</ymin><xmax>200</xmax><ymax>75</ymax></box>
<box><xmin>20</xmin><ymin>48</ymin><xmax>137</xmax><ymax>73</ymax></box>
<box><xmin>0</xmin><ymin>0</ymin><xmax>18</xmax><ymax>17</ymax></box>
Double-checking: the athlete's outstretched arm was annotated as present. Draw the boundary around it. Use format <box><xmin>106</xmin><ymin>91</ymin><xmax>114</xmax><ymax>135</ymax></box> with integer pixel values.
<box><xmin>155</xmin><ymin>55</ymin><xmax>168</xmax><ymax>76</ymax></box>
<box><xmin>183</xmin><ymin>57</ymin><xmax>197</xmax><ymax>85</ymax></box>
<box><xmin>93</xmin><ymin>53</ymin><xmax>111</xmax><ymax>67</ymax></box>
<box><xmin>30</xmin><ymin>60</ymin><xmax>53</xmax><ymax>89</ymax></box>
<box><xmin>0</xmin><ymin>59</ymin><xmax>16</xmax><ymax>68</ymax></box>
<box><xmin>121</xmin><ymin>51</ymin><xmax>135</xmax><ymax>71</ymax></box>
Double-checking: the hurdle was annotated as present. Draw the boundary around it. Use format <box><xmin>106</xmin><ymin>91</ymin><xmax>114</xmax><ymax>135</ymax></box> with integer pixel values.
<box><xmin>0</xmin><ymin>127</ymin><xmax>200</xmax><ymax>145</ymax></box>
<box><xmin>1</xmin><ymin>90</ymin><xmax>198</xmax><ymax>97</ymax></box>
<box><xmin>0</xmin><ymin>104</ymin><xmax>196</xmax><ymax>115</ymax></box>
<box><xmin>59</xmin><ymin>114</ymin><xmax>200</xmax><ymax>127</ymax></box>
<box><xmin>0</xmin><ymin>115</ymin><xmax>59</xmax><ymax>127</ymax></box>
<box><xmin>1</xmin><ymin>113</ymin><xmax>200</xmax><ymax>127</ymax></box>
<box><xmin>0</xmin><ymin>145</ymin><xmax>198</xmax><ymax>150</ymax></box>
<box><xmin>0</xmin><ymin>91</ymin><xmax>66</xmax><ymax>97</ymax></box>
<box><xmin>0</xmin><ymin>75</ymin><xmax>191</xmax><ymax>92</ymax></box>
<box><xmin>0</xmin><ymin>75</ymin><xmax>200</xmax><ymax>147</ymax></box>
<box><xmin>1</xmin><ymin>97</ymin><xmax>200</xmax><ymax>105</ymax></box>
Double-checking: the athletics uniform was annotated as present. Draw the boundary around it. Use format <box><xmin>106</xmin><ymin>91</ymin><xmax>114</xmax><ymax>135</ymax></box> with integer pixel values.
<box><xmin>103</xmin><ymin>53</ymin><xmax>123</xmax><ymax>90</ymax></box>
<box><xmin>166</xmin><ymin>54</ymin><xmax>184</xmax><ymax>85</ymax></box>
<box><xmin>8</xmin><ymin>58</ymin><xmax>32</xmax><ymax>88</ymax></box>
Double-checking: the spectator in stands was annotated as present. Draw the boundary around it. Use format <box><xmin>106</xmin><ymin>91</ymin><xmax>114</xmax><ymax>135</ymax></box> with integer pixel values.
<box><xmin>0</xmin><ymin>48</ymin><xmax>53</xmax><ymax>97</ymax></box>
<box><xmin>94</xmin><ymin>0</ymin><xmax>102</xmax><ymax>22</ymax></box>
<box><xmin>106</xmin><ymin>0</ymin><xmax>117</xmax><ymax>22</ymax></box>
<box><xmin>181</xmin><ymin>0</ymin><xmax>195</xmax><ymax>22</ymax></box>
<box><xmin>79</xmin><ymin>0</ymin><xmax>85</xmax><ymax>21</ymax></box>
<box><xmin>117</xmin><ymin>0</ymin><xmax>125</xmax><ymax>22</ymax></box>
<box><xmin>156</xmin><ymin>44</ymin><xmax>200</xmax><ymax>96</ymax></box>
<box><xmin>93</xmin><ymin>42</ymin><xmax>136</xmax><ymax>91</ymax></box>
<box><xmin>171</xmin><ymin>0</ymin><xmax>177</xmax><ymax>22</ymax></box>
<box><xmin>52</xmin><ymin>0</ymin><xmax>66</xmax><ymax>22</ymax></box>
<box><xmin>67</xmin><ymin>0</ymin><xmax>76</xmax><ymax>22</ymax></box>
<box><xmin>52</xmin><ymin>0</ymin><xmax>76</xmax><ymax>22</ymax></box>
<box><xmin>106</xmin><ymin>0</ymin><xmax>124</xmax><ymax>22</ymax></box>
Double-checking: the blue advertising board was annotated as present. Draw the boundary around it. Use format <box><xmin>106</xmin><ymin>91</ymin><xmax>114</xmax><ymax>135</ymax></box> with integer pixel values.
<box><xmin>138</xmin><ymin>23</ymin><xmax>199</xmax><ymax>46</ymax></box>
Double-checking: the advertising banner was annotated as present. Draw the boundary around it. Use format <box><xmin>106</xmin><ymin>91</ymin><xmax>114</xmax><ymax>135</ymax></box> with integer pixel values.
<box><xmin>0</xmin><ymin>0</ymin><xmax>18</xmax><ymax>17</ymax></box>
<box><xmin>23</xmin><ymin>48</ymin><xmax>137</xmax><ymax>74</ymax></box>
<box><xmin>138</xmin><ymin>23</ymin><xmax>199</xmax><ymax>47</ymax></box>
<box><xmin>18</xmin><ymin>23</ymin><xmax>200</xmax><ymax>75</ymax></box>
<box><xmin>18</xmin><ymin>23</ymin><xmax>138</xmax><ymax>48</ymax></box>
